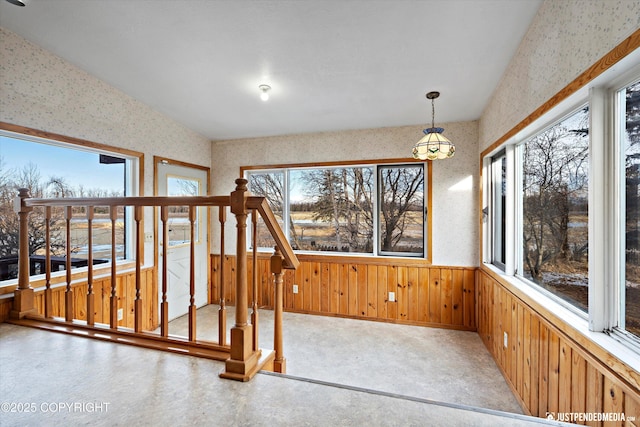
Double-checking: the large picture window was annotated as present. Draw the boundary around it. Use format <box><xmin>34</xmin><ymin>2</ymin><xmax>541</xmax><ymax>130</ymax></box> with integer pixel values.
<box><xmin>520</xmin><ymin>106</ymin><xmax>590</xmax><ymax>312</ymax></box>
<box><xmin>246</xmin><ymin>162</ymin><xmax>426</xmax><ymax>258</ymax></box>
<box><xmin>290</xmin><ymin>167</ymin><xmax>374</xmax><ymax>252</ymax></box>
<box><xmin>0</xmin><ymin>131</ymin><xmax>138</xmax><ymax>282</ymax></box>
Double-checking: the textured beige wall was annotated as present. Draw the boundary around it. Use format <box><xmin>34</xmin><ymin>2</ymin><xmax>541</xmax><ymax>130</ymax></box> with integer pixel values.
<box><xmin>0</xmin><ymin>27</ymin><xmax>211</xmax><ymax>197</ymax></box>
<box><xmin>480</xmin><ymin>0</ymin><xmax>640</xmax><ymax>152</ymax></box>
<box><xmin>0</xmin><ymin>27</ymin><xmax>211</xmax><ymax>265</ymax></box>
<box><xmin>211</xmin><ymin>121</ymin><xmax>479</xmax><ymax>266</ymax></box>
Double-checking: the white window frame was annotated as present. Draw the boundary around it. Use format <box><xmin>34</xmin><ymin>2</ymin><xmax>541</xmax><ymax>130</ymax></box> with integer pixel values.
<box><xmin>482</xmin><ymin>50</ymin><xmax>640</xmax><ymax>357</ymax></box>
<box><xmin>609</xmin><ymin>68</ymin><xmax>640</xmax><ymax>347</ymax></box>
<box><xmin>489</xmin><ymin>150</ymin><xmax>506</xmax><ymax>271</ymax></box>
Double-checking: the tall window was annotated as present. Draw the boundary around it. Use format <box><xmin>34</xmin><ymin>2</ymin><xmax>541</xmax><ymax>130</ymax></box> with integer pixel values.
<box><xmin>620</xmin><ymin>79</ymin><xmax>640</xmax><ymax>338</ymax></box>
<box><xmin>246</xmin><ymin>162</ymin><xmax>426</xmax><ymax>258</ymax></box>
<box><xmin>378</xmin><ymin>165</ymin><xmax>424</xmax><ymax>256</ymax></box>
<box><xmin>490</xmin><ymin>151</ymin><xmax>507</xmax><ymax>270</ymax></box>
<box><xmin>520</xmin><ymin>106</ymin><xmax>589</xmax><ymax>312</ymax></box>
<box><xmin>0</xmin><ymin>133</ymin><xmax>136</xmax><ymax>281</ymax></box>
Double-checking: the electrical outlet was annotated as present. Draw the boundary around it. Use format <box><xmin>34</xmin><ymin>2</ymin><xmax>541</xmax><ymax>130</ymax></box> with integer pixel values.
<box><xmin>117</xmin><ymin>308</ymin><xmax>124</xmax><ymax>321</ymax></box>
<box><xmin>144</xmin><ymin>232</ymin><xmax>153</xmax><ymax>242</ymax></box>
<box><xmin>503</xmin><ymin>332</ymin><xmax>508</xmax><ymax>348</ymax></box>
<box><xmin>388</xmin><ymin>291</ymin><xmax>395</xmax><ymax>302</ymax></box>
<box><xmin>293</xmin><ymin>284</ymin><xmax>299</xmax><ymax>294</ymax></box>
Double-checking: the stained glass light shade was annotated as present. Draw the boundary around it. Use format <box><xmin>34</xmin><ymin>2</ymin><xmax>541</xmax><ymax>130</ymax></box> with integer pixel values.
<box><xmin>412</xmin><ymin>127</ymin><xmax>455</xmax><ymax>160</ymax></box>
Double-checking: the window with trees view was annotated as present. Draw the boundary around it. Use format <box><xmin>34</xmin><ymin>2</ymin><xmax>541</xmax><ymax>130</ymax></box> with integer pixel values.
<box><xmin>485</xmin><ymin>72</ymin><xmax>640</xmax><ymax>345</ymax></box>
<box><xmin>246</xmin><ymin>162</ymin><xmax>426</xmax><ymax>258</ymax></box>
<box><xmin>521</xmin><ymin>106</ymin><xmax>590</xmax><ymax>312</ymax></box>
<box><xmin>621</xmin><ymin>79</ymin><xmax>640</xmax><ymax>338</ymax></box>
<box><xmin>0</xmin><ymin>134</ymin><xmax>135</xmax><ymax>281</ymax></box>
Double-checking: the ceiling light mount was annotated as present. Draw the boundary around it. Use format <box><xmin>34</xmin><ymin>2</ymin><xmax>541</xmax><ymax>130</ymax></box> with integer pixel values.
<box><xmin>425</xmin><ymin>91</ymin><xmax>440</xmax><ymax>100</ymax></box>
<box><xmin>5</xmin><ymin>0</ymin><xmax>27</xmax><ymax>6</ymax></box>
<box><xmin>412</xmin><ymin>91</ymin><xmax>455</xmax><ymax>160</ymax></box>
<box><xmin>259</xmin><ymin>84</ymin><xmax>271</xmax><ymax>101</ymax></box>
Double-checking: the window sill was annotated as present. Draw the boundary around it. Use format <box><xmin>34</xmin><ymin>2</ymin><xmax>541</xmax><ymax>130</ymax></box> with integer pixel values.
<box><xmin>250</xmin><ymin>250</ymin><xmax>433</xmax><ymax>266</ymax></box>
<box><xmin>481</xmin><ymin>263</ymin><xmax>640</xmax><ymax>382</ymax></box>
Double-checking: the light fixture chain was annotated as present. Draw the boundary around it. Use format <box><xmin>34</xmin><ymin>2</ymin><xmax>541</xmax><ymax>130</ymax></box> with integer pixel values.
<box><xmin>431</xmin><ymin>98</ymin><xmax>435</xmax><ymax>129</ymax></box>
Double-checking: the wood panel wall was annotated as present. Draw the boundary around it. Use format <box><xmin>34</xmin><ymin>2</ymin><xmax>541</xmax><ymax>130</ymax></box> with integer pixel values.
<box><xmin>211</xmin><ymin>254</ymin><xmax>476</xmax><ymax>331</ymax></box>
<box><xmin>0</xmin><ymin>268</ymin><xmax>157</xmax><ymax>331</ymax></box>
<box><xmin>478</xmin><ymin>268</ymin><xmax>640</xmax><ymax>424</ymax></box>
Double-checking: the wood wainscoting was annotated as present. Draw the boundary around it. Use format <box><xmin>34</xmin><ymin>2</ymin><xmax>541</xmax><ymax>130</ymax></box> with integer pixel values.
<box><xmin>477</xmin><ymin>267</ymin><xmax>640</xmax><ymax>422</ymax></box>
<box><xmin>0</xmin><ymin>267</ymin><xmax>157</xmax><ymax>330</ymax></box>
<box><xmin>211</xmin><ymin>254</ymin><xmax>476</xmax><ymax>331</ymax></box>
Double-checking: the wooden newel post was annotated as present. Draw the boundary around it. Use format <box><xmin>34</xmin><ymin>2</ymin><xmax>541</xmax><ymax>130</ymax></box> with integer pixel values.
<box><xmin>271</xmin><ymin>246</ymin><xmax>286</xmax><ymax>373</ymax></box>
<box><xmin>221</xmin><ymin>178</ymin><xmax>260</xmax><ymax>381</ymax></box>
<box><xmin>10</xmin><ymin>188</ymin><xmax>37</xmax><ymax>319</ymax></box>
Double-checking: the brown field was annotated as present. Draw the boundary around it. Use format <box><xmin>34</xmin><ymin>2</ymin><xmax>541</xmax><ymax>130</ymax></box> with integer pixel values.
<box><xmin>257</xmin><ymin>211</ymin><xmax>423</xmax><ymax>253</ymax></box>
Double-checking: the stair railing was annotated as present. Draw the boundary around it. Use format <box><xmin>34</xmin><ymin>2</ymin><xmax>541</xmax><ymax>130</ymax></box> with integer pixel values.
<box><xmin>9</xmin><ymin>178</ymin><xmax>298</xmax><ymax>382</ymax></box>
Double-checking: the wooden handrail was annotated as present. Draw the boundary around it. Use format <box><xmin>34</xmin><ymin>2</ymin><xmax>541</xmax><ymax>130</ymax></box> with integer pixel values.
<box><xmin>24</xmin><ymin>195</ymin><xmax>231</xmax><ymax>208</ymax></box>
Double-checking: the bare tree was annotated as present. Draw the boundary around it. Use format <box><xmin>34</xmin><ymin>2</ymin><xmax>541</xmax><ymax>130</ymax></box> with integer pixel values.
<box><xmin>0</xmin><ymin>162</ymin><xmax>67</xmax><ymax>258</ymax></box>
<box><xmin>522</xmin><ymin>108</ymin><xmax>589</xmax><ymax>281</ymax></box>
<box><xmin>176</xmin><ymin>178</ymin><xmax>199</xmax><ymax>196</ymax></box>
<box><xmin>625</xmin><ymin>81</ymin><xmax>640</xmax><ymax>282</ymax></box>
<box><xmin>379</xmin><ymin>166</ymin><xmax>424</xmax><ymax>252</ymax></box>
<box><xmin>47</xmin><ymin>175</ymin><xmax>76</xmax><ymax>198</ymax></box>
<box><xmin>303</xmin><ymin>167</ymin><xmax>373</xmax><ymax>252</ymax></box>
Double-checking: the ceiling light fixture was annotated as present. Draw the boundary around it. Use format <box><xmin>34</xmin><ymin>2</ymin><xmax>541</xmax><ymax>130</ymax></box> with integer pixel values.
<box><xmin>5</xmin><ymin>0</ymin><xmax>26</xmax><ymax>5</ymax></box>
<box><xmin>412</xmin><ymin>91</ymin><xmax>455</xmax><ymax>160</ymax></box>
<box><xmin>259</xmin><ymin>84</ymin><xmax>271</xmax><ymax>101</ymax></box>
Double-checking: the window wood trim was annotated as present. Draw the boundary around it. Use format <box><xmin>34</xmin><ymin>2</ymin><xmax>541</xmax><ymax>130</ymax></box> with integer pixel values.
<box><xmin>0</xmin><ymin>122</ymin><xmax>145</xmax><ymax>170</ymax></box>
<box><xmin>480</xmin><ymin>28</ymin><xmax>640</xmax><ymax>159</ymax></box>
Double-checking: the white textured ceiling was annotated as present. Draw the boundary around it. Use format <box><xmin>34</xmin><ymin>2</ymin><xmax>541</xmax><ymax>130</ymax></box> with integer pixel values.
<box><xmin>0</xmin><ymin>0</ymin><xmax>542</xmax><ymax>141</ymax></box>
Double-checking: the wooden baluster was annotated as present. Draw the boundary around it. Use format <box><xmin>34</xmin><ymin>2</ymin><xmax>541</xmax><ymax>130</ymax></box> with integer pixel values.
<box><xmin>188</xmin><ymin>205</ymin><xmax>197</xmax><ymax>341</ymax></box>
<box><xmin>10</xmin><ymin>188</ymin><xmax>36</xmax><ymax>319</ymax></box>
<box><xmin>232</xmin><ymin>179</ymin><xmax>249</xmax><ymax>329</ymax></box>
<box><xmin>271</xmin><ymin>247</ymin><xmax>286</xmax><ymax>373</ymax></box>
<box><xmin>134</xmin><ymin>205</ymin><xmax>143</xmax><ymax>333</ymax></box>
<box><xmin>65</xmin><ymin>206</ymin><xmax>73</xmax><ymax>322</ymax></box>
<box><xmin>218</xmin><ymin>206</ymin><xmax>227</xmax><ymax>346</ymax></box>
<box><xmin>44</xmin><ymin>206</ymin><xmax>53</xmax><ymax>318</ymax></box>
<box><xmin>160</xmin><ymin>205</ymin><xmax>169</xmax><ymax>337</ymax></box>
<box><xmin>109</xmin><ymin>205</ymin><xmax>118</xmax><ymax>329</ymax></box>
<box><xmin>251</xmin><ymin>209</ymin><xmax>259</xmax><ymax>351</ymax></box>
<box><xmin>86</xmin><ymin>206</ymin><xmax>95</xmax><ymax>325</ymax></box>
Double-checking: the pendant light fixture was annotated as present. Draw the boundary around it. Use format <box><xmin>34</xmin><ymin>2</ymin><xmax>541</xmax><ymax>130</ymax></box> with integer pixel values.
<box><xmin>412</xmin><ymin>91</ymin><xmax>455</xmax><ymax>160</ymax></box>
